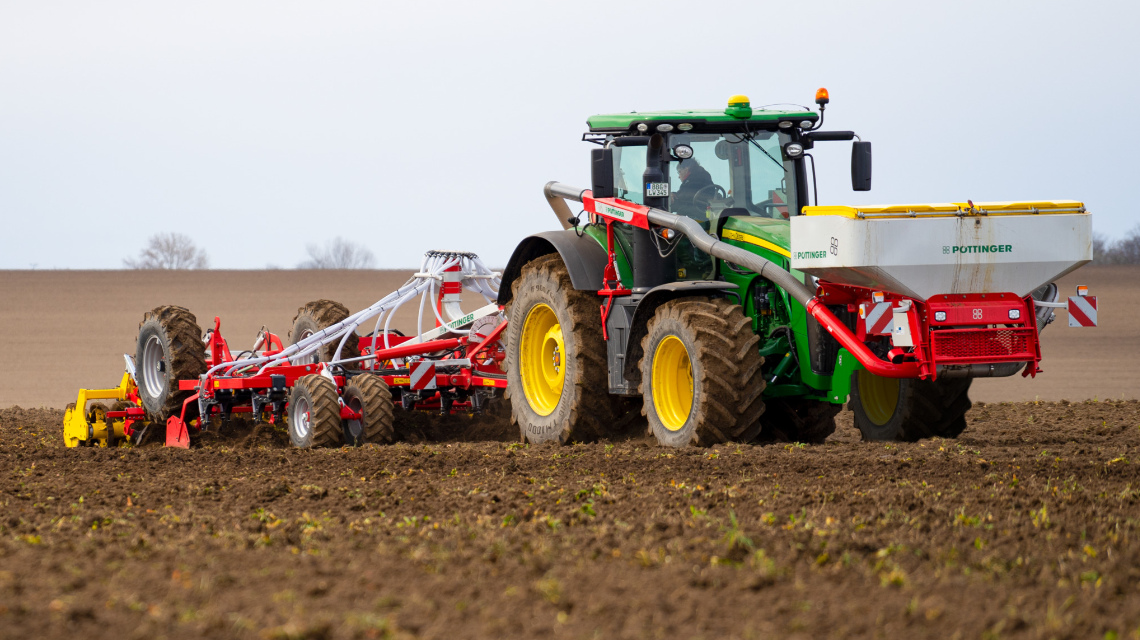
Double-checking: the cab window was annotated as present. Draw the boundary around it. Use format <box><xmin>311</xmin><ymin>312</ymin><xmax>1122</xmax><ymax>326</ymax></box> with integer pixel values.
<box><xmin>612</xmin><ymin>145</ymin><xmax>646</xmax><ymax>205</ymax></box>
<box><xmin>668</xmin><ymin>130</ymin><xmax>796</xmax><ymax>221</ymax></box>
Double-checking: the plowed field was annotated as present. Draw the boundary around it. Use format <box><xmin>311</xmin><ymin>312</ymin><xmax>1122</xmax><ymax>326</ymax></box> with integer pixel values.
<box><xmin>3</xmin><ymin>401</ymin><xmax>1139</xmax><ymax>639</ymax></box>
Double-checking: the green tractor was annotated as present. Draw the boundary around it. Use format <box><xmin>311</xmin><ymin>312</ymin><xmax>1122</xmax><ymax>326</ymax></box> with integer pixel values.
<box><xmin>497</xmin><ymin>91</ymin><xmax>1090</xmax><ymax>446</ymax></box>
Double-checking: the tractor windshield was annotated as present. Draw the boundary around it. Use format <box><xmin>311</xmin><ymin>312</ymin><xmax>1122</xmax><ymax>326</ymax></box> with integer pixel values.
<box><xmin>669</xmin><ymin>130</ymin><xmax>795</xmax><ymax>222</ymax></box>
<box><xmin>608</xmin><ymin>128</ymin><xmax>797</xmax><ymax>280</ymax></box>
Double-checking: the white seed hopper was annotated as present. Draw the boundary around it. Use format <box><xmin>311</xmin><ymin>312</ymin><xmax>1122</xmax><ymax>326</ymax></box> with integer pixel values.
<box><xmin>789</xmin><ymin>201</ymin><xmax>1092</xmax><ymax>300</ymax></box>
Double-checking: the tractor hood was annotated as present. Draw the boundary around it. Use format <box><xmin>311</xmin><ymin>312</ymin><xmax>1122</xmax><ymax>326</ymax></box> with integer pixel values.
<box><xmin>789</xmin><ymin>201</ymin><xmax>1092</xmax><ymax>300</ymax></box>
<box><xmin>720</xmin><ymin>216</ymin><xmax>792</xmax><ymax>257</ymax></box>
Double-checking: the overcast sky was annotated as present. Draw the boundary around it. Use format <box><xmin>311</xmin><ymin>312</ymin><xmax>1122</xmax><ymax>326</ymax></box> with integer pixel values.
<box><xmin>1</xmin><ymin>0</ymin><xmax>1136</xmax><ymax>270</ymax></box>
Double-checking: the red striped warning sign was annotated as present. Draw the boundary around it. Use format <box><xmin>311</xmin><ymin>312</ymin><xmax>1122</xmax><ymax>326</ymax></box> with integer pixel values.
<box><xmin>861</xmin><ymin>302</ymin><xmax>894</xmax><ymax>335</ymax></box>
<box><xmin>1067</xmin><ymin>296</ymin><xmax>1097</xmax><ymax>327</ymax></box>
<box><xmin>409</xmin><ymin>360</ymin><xmax>437</xmax><ymax>390</ymax></box>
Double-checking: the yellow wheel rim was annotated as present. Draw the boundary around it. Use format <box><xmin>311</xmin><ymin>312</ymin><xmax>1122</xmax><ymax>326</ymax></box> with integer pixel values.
<box><xmin>652</xmin><ymin>335</ymin><xmax>693</xmax><ymax>431</ymax></box>
<box><xmin>858</xmin><ymin>369</ymin><xmax>900</xmax><ymax>426</ymax></box>
<box><xmin>519</xmin><ymin>303</ymin><xmax>565</xmax><ymax>416</ymax></box>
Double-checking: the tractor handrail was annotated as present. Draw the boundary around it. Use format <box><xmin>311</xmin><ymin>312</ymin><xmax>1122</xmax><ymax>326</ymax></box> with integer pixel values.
<box><xmin>545</xmin><ymin>181</ymin><xmax>920</xmax><ymax>378</ymax></box>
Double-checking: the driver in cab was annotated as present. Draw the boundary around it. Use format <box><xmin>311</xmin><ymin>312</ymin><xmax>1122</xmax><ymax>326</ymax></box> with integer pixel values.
<box><xmin>671</xmin><ymin>158</ymin><xmax>716</xmax><ymax>224</ymax></box>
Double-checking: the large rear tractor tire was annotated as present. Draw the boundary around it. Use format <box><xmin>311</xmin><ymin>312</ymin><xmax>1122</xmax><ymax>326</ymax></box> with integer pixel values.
<box><xmin>287</xmin><ymin>374</ymin><xmax>342</xmax><ymax>448</ymax></box>
<box><xmin>640</xmin><ymin>298</ymin><xmax>766</xmax><ymax>447</ymax></box>
<box><xmin>136</xmin><ymin>306</ymin><xmax>207</xmax><ymax>421</ymax></box>
<box><xmin>504</xmin><ymin>253</ymin><xmax>614</xmax><ymax>444</ymax></box>
<box><xmin>849</xmin><ymin>370</ymin><xmax>972</xmax><ymax>441</ymax></box>
<box><xmin>290</xmin><ymin>300</ymin><xmax>361</xmax><ymax>369</ymax></box>
<box><xmin>341</xmin><ymin>374</ymin><xmax>395</xmax><ymax>445</ymax></box>
<box><xmin>759</xmin><ymin>398</ymin><xmax>841</xmax><ymax>444</ymax></box>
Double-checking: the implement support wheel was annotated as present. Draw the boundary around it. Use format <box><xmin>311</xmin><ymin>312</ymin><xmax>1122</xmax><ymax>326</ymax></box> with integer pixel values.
<box><xmin>288</xmin><ymin>374</ymin><xmax>342</xmax><ymax>448</ymax></box>
<box><xmin>341</xmin><ymin>374</ymin><xmax>395</xmax><ymax>445</ymax></box>
<box><xmin>849</xmin><ymin>370</ymin><xmax>972</xmax><ymax>441</ymax></box>
<box><xmin>290</xmin><ymin>300</ymin><xmax>361</xmax><ymax>369</ymax></box>
<box><xmin>504</xmin><ymin>253</ymin><xmax>614</xmax><ymax>444</ymax></box>
<box><xmin>136</xmin><ymin>306</ymin><xmax>207</xmax><ymax>421</ymax></box>
<box><xmin>640</xmin><ymin>297</ymin><xmax>766</xmax><ymax>447</ymax></box>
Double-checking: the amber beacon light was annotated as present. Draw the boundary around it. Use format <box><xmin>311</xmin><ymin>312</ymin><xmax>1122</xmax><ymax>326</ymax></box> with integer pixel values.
<box><xmin>815</xmin><ymin>87</ymin><xmax>830</xmax><ymax>106</ymax></box>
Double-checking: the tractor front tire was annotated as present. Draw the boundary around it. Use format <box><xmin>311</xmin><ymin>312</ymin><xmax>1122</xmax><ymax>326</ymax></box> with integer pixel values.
<box><xmin>287</xmin><ymin>374</ymin><xmax>342</xmax><ymax>448</ymax></box>
<box><xmin>640</xmin><ymin>298</ymin><xmax>766</xmax><ymax>447</ymax></box>
<box><xmin>136</xmin><ymin>306</ymin><xmax>207</xmax><ymax>422</ymax></box>
<box><xmin>290</xmin><ymin>300</ymin><xmax>361</xmax><ymax>368</ymax></box>
<box><xmin>342</xmin><ymin>374</ymin><xmax>395</xmax><ymax>445</ymax></box>
<box><xmin>849</xmin><ymin>370</ymin><xmax>972</xmax><ymax>441</ymax></box>
<box><xmin>504</xmin><ymin>253</ymin><xmax>614</xmax><ymax>444</ymax></box>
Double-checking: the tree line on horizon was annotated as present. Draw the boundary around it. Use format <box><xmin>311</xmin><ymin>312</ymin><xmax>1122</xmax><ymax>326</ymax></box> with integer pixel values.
<box><xmin>1093</xmin><ymin>226</ymin><xmax>1140</xmax><ymax>265</ymax></box>
<box><xmin>123</xmin><ymin>233</ymin><xmax>376</xmax><ymax>270</ymax></box>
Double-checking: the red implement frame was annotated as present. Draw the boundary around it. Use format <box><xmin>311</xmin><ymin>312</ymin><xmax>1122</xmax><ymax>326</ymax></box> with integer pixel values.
<box><xmin>163</xmin><ymin>312</ymin><xmax>507</xmax><ymax>446</ymax></box>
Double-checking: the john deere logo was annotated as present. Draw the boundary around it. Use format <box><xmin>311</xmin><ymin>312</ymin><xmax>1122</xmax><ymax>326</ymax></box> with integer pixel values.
<box><xmin>794</xmin><ymin>250</ymin><xmax>827</xmax><ymax>260</ymax></box>
<box><xmin>943</xmin><ymin>244</ymin><xmax>1013</xmax><ymax>254</ymax></box>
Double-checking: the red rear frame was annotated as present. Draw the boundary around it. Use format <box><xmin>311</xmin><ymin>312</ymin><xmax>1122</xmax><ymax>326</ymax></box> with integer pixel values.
<box><xmin>818</xmin><ymin>283</ymin><xmax>1042</xmax><ymax>379</ymax></box>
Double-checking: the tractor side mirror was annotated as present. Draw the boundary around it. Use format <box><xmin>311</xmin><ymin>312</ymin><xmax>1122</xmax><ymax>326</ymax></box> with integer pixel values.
<box><xmin>851</xmin><ymin>141</ymin><xmax>872</xmax><ymax>191</ymax></box>
<box><xmin>591</xmin><ymin>148</ymin><xmax>615</xmax><ymax>199</ymax></box>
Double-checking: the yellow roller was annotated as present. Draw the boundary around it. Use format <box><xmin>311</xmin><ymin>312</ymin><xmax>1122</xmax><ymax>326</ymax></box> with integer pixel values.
<box><xmin>62</xmin><ymin>371</ymin><xmax>146</xmax><ymax>447</ymax></box>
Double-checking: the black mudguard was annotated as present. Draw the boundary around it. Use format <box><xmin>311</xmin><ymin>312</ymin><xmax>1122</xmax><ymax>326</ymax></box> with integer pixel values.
<box><xmin>497</xmin><ymin>230</ymin><xmax>608</xmax><ymax>305</ymax></box>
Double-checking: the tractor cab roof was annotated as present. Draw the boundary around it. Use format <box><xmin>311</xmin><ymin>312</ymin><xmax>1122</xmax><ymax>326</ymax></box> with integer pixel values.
<box><xmin>586</xmin><ymin>98</ymin><xmax>818</xmax><ymax>134</ymax></box>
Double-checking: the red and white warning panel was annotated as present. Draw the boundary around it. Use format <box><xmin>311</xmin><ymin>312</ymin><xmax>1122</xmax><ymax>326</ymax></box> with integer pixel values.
<box><xmin>1067</xmin><ymin>295</ymin><xmax>1097</xmax><ymax>327</ymax></box>
<box><xmin>409</xmin><ymin>360</ymin><xmax>438</xmax><ymax>390</ymax></box>
<box><xmin>860</xmin><ymin>301</ymin><xmax>893</xmax><ymax>336</ymax></box>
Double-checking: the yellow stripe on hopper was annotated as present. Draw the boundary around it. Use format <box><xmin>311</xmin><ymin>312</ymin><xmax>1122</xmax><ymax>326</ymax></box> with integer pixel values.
<box><xmin>803</xmin><ymin>200</ymin><xmax>1085</xmax><ymax>219</ymax></box>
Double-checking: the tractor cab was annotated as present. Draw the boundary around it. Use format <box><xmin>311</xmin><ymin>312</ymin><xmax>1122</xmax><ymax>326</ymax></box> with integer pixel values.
<box><xmin>582</xmin><ymin>94</ymin><xmax>872</xmax><ymax>282</ymax></box>
<box><xmin>584</xmin><ymin>96</ymin><xmax>835</xmax><ymax>281</ymax></box>
<box><xmin>585</xmin><ymin>96</ymin><xmax>817</xmax><ymax>222</ymax></box>
<box><xmin>610</xmin><ymin>128</ymin><xmax>797</xmax><ymax>222</ymax></box>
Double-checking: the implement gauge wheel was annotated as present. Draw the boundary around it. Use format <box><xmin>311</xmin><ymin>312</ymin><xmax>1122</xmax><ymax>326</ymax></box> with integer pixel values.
<box><xmin>341</xmin><ymin>374</ymin><xmax>395</xmax><ymax>445</ymax></box>
<box><xmin>290</xmin><ymin>300</ymin><xmax>361</xmax><ymax>369</ymax></box>
<box><xmin>640</xmin><ymin>297</ymin><xmax>766</xmax><ymax>447</ymax></box>
<box><xmin>504</xmin><ymin>253</ymin><xmax>614</xmax><ymax>444</ymax></box>
<box><xmin>287</xmin><ymin>374</ymin><xmax>341</xmax><ymax>448</ymax></box>
<box><xmin>849</xmin><ymin>371</ymin><xmax>972</xmax><ymax>441</ymax></box>
<box><xmin>135</xmin><ymin>306</ymin><xmax>207</xmax><ymax>421</ymax></box>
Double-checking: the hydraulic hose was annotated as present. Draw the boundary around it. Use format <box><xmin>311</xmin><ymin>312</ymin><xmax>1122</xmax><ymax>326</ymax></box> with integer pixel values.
<box><xmin>544</xmin><ymin>182</ymin><xmax>920</xmax><ymax>378</ymax></box>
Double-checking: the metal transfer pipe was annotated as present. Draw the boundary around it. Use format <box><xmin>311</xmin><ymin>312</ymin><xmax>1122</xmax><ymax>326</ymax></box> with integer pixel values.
<box><xmin>649</xmin><ymin>208</ymin><xmax>919</xmax><ymax>377</ymax></box>
<box><xmin>543</xmin><ymin>181</ymin><xmax>586</xmax><ymax>230</ymax></box>
<box><xmin>544</xmin><ymin>181</ymin><xmax>920</xmax><ymax>378</ymax></box>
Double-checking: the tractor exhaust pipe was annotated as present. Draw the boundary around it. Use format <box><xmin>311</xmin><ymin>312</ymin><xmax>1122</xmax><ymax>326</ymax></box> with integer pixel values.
<box><xmin>544</xmin><ymin>181</ymin><xmax>920</xmax><ymax>378</ymax></box>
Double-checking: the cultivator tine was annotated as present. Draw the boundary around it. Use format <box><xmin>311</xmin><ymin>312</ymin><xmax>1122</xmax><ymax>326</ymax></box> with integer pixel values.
<box><xmin>166</xmin><ymin>417</ymin><xmax>191</xmax><ymax>449</ymax></box>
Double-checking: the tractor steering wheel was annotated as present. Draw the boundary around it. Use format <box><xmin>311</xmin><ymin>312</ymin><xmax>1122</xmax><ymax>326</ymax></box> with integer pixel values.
<box><xmin>693</xmin><ymin>184</ymin><xmax>727</xmax><ymax>210</ymax></box>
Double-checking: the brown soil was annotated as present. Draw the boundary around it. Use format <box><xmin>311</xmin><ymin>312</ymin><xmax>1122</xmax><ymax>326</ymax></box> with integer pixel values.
<box><xmin>2</xmin><ymin>266</ymin><xmax>1137</xmax><ymax>410</ymax></box>
<box><xmin>3</xmin><ymin>401</ymin><xmax>1139</xmax><ymax>639</ymax></box>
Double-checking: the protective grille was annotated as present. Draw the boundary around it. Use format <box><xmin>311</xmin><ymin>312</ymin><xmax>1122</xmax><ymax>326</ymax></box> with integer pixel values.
<box><xmin>930</xmin><ymin>328</ymin><xmax>1036</xmax><ymax>363</ymax></box>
